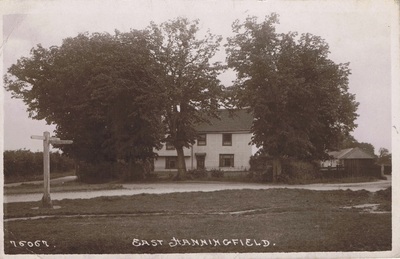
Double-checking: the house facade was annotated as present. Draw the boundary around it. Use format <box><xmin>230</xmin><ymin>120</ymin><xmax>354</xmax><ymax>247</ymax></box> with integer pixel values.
<box><xmin>154</xmin><ymin>109</ymin><xmax>256</xmax><ymax>172</ymax></box>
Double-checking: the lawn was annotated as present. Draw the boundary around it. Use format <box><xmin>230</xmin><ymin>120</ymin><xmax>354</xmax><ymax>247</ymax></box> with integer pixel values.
<box><xmin>3</xmin><ymin>188</ymin><xmax>392</xmax><ymax>254</ymax></box>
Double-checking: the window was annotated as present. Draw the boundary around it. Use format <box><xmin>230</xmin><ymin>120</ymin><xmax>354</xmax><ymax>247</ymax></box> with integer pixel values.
<box><xmin>166</xmin><ymin>157</ymin><xmax>177</xmax><ymax>169</ymax></box>
<box><xmin>166</xmin><ymin>142</ymin><xmax>175</xmax><ymax>150</ymax></box>
<box><xmin>197</xmin><ymin>134</ymin><xmax>207</xmax><ymax>146</ymax></box>
<box><xmin>219</xmin><ymin>154</ymin><xmax>234</xmax><ymax>167</ymax></box>
<box><xmin>222</xmin><ymin>133</ymin><xmax>232</xmax><ymax>146</ymax></box>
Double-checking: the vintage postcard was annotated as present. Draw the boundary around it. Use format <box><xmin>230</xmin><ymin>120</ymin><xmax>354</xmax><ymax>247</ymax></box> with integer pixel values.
<box><xmin>1</xmin><ymin>0</ymin><xmax>398</xmax><ymax>258</ymax></box>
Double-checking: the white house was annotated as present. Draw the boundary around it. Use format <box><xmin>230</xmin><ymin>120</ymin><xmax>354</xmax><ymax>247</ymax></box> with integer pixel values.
<box><xmin>154</xmin><ymin>109</ymin><xmax>256</xmax><ymax>172</ymax></box>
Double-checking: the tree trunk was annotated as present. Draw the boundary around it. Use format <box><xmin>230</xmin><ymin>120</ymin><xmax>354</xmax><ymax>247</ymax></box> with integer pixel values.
<box><xmin>175</xmin><ymin>146</ymin><xmax>187</xmax><ymax>180</ymax></box>
<box><xmin>272</xmin><ymin>158</ymin><xmax>282</xmax><ymax>182</ymax></box>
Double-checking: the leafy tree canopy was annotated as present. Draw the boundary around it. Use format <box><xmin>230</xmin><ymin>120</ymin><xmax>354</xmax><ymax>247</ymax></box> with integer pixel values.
<box><xmin>226</xmin><ymin>14</ymin><xmax>359</xmax><ymax>164</ymax></box>
<box><xmin>4</xmin><ymin>30</ymin><xmax>165</xmax><ymax>164</ymax></box>
<box><xmin>145</xmin><ymin>17</ymin><xmax>225</xmax><ymax>178</ymax></box>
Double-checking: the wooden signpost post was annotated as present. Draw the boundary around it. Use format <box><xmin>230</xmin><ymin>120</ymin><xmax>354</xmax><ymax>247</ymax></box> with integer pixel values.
<box><xmin>31</xmin><ymin>131</ymin><xmax>73</xmax><ymax>208</ymax></box>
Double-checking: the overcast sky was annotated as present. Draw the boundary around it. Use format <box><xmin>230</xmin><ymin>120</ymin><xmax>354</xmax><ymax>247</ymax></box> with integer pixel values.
<box><xmin>1</xmin><ymin>0</ymin><xmax>397</xmax><ymax>154</ymax></box>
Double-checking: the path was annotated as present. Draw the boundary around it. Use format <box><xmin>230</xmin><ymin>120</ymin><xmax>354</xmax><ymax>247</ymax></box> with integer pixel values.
<box><xmin>4</xmin><ymin>175</ymin><xmax>391</xmax><ymax>203</ymax></box>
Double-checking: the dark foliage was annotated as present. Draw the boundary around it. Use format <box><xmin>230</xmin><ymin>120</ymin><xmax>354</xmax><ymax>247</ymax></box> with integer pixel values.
<box><xmin>4</xmin><ymin>31</ymin><xmax>165</xmax><ymax>172</ymax></box>
<box><xmin>210</xmin><ymin>169</ymin><xmax>224</xmax><ymax>178</ymax></box>
<box><xmin>76</xmin><ymin>159</ymin><xmax>154</xmax><ymax>183</ymax></box>
<box><xmin>3</xmin><ymin>149</ymin><xmax>74</xmax><ymax>178</ymax></box>
<box><xmin>246</xmin><ymin>170</ymin><xmax>272</xmax><ymax>182</ymax></box>
<box><xmin>187</xmin><ymin>169</ymin><xmax>208</xmax><ymax>179</ymax></box>
<box><xmin>249</xmin><ymin>154</ymin><xmax>270</xmax><ymax>172</ymax></box>
<box><xmin>226</xmin><ymin>13</ymin><xmax>359</xmax><ymax>164</ymax></box>
<box><xmin>279</xmin><ymin>158</ymin><xmax>321</xmax><ymax>183</ymax></box>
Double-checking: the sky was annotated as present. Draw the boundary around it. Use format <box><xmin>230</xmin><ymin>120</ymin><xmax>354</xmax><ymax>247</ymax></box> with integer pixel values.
<box><xmin>0</xmin><ymin>0</ymin><xmax>398</xmax><ymax>154</ymax></box>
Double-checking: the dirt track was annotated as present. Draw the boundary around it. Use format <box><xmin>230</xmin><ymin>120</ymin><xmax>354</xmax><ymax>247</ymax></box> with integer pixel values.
<box><xmin>4</xmin><ymin>175</ymin><xmax>391</xmax><ymax>203</ymax></box>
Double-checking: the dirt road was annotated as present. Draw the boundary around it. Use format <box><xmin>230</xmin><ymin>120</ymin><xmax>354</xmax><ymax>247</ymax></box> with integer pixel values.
<box><xmin>4</xmin><ymin>175</ymin><xmax>391</xmax><ymax>203</ymax></box>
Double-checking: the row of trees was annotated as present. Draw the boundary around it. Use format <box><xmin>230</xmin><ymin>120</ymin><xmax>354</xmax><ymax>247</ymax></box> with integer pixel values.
<box><xmin>4</xmin><ymin>14</ymin><xmax>360</xmax><ymax>181</ymax></box>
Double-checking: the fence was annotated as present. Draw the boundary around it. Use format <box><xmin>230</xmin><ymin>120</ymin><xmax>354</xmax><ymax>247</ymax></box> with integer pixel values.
<box><xmin>320</xmin><ymin>166</ymin><xmax>348</xmax><ymax>178</ymax></box>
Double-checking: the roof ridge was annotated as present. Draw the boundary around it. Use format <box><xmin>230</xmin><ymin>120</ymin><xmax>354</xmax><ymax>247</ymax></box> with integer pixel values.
<box><xmin>339</xmin><ymin>148</ymin><xmax>354</xmax><ymax>158</ymax></box>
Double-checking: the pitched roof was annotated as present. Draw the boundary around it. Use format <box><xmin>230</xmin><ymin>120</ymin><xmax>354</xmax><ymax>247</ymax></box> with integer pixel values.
<box><xmin>328</xmin><ymin>147</ymin><xmax>375</xmax><ymax>160</ymax></box>
<box><xmin>328</xmin><ymin>148</ymin><xmax>353</xmax><ymax>159</ymax></box>
<box><xmin>195</xmin><ymin>109</ymin><xmax>253</xmax><ymax>133</ymax></box>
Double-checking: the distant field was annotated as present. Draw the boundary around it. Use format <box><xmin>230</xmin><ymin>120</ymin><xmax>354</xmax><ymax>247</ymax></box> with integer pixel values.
<box><xmin>4</xmin><ymin>188</ymin><xmax>391</xmax><ymax>254</ymax></box>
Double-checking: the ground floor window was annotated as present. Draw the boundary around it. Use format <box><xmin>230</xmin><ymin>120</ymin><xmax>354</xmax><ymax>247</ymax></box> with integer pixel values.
<box><xmin>219</xmin><ymin>154</ymin><xmax>234</xmax><ymax>167</ymax></box>
<box><xmin>165</xmin><ymin>157</ymin><xmax>177</xmax><ymax>169</ymax></box>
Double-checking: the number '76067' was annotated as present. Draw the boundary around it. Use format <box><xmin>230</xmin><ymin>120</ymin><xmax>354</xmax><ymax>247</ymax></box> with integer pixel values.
<box><xmin>9</xmin><ymin>240</ymin><xmax>50</xmax><ymax>248</ymax></box>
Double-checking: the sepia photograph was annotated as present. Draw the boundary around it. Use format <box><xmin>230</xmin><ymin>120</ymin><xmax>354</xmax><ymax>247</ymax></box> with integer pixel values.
<box><xmin>1</xmin><ymin>0</ymin><xmax>398</xmax><ymax>257</ymax></box>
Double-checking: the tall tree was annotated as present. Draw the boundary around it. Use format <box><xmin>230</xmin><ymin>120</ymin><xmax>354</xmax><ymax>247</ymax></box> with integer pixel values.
<box><xmin>226</xmin><ymin>14</ymin><xmax>359</xmax><ymax>181</ymax></box>
<box><xmin>146</xmin><ymin>18</ymin><xmax>224</xmax><ymax>179</ymax></box>
<box><xmin>377</xmin><ymin>147</ymin><xmax>391</xmax><ymax>164</ymax></box>
<box><xmin>4</xmin><ymin>31</ymin><xmax>164</xmax><ymax>176</ymax></box>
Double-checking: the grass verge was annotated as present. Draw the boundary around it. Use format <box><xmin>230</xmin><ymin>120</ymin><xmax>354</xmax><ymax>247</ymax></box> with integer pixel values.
<box><xmin>4</xmin><ymin>181</ymin><xmax>124</xmax><ymax>195</ymax></box>
<box><xmin>5</xmin><ymin>171</ymin><xmax>76</xmax><ymax>184</ymax></box>
<box><xmin>3</xmin><ymin>188</ymin><xmax>391</xmax><ymax>254</ymax></box>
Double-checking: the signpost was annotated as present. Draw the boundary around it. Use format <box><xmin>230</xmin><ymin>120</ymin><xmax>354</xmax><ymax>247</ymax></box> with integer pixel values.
<box><xmin>31</xmin><ymin>131</ymin><xmax>73</xmax><ymax>208</ymax></box>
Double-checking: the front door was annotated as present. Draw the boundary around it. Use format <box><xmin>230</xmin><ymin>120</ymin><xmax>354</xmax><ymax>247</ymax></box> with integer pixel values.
<box><xmin>196</xmin><ymin>155</ymin><xmax>205</xmax><ymax>170</ymax></box>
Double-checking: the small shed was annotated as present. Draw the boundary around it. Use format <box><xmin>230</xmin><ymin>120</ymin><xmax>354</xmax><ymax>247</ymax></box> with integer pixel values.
<box><xmin>323</xmin><ymin>147</ymin><xmax>378</xmax><ymax>177</ymax></box>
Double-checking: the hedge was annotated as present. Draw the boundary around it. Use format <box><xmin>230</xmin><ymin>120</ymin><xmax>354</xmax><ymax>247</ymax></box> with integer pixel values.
<box><xmin>3</xmin><ymin>149</ymin><xmax>75</xmax><ymax>178</ymax></box>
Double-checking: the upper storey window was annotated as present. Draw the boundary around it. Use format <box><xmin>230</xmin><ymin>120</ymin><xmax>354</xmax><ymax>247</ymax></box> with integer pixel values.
<box><xmin>222</xmin><ymin>133</ymin><xmax>232</xmax><ymax>146</ymax></box>
<box><xmin>197</xmin><ymin>134</ymin><xmax>207</xmax><ymax>146</ymax></box>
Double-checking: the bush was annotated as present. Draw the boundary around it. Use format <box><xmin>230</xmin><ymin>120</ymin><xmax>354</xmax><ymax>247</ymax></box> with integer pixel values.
<box><xmin>249</xmin><ymin>154</ymin><xmax>270</xmax><ymax>172</ymax></box>
<box><xmin>76</xmin><ymin>161</ymin><xmax>115</xmax><ymax>184</ymax></box>
<box><xmin>280</xmin><ymin>158</ymin><xmax>320</xmax><ymax>184</ymax></box>
<box><xmin>187</xmin><ymin>169</ymin><xmax>208</xmax><ymax>179</ymax></box>
<box><xmin>50</xmin><ymin>152</ymin><xmax>75</xmax><ymax>172</ymax></box>
<box><xmin>210</xmin><ymin>169</ymin><xmax>224</xmax><ymax>178</ymax></box>
<box><xmin>77</xmin><ymin>160</ymin><xmax>151</xmax><ymax>183</ymax></box>
<box><xmin>246</xmin><ymin>169</ymin><xmax>272</xmax><ymax>182</ymax></box>
<box><xmin>144</xmin><ymin>172</ymin><xmax>159</xmax><ymax>180</ymax></box>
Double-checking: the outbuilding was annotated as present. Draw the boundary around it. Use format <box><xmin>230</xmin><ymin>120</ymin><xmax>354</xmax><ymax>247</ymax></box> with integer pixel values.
<box><xmin>321</xmin><ymin>147</ymin><xmax>378</xmax><ymax>177</ymax></box>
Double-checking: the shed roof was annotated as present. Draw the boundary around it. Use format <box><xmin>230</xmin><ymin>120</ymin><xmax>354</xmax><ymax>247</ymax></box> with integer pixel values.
<box><xmin>195</xmin><ymin>109</ymin><xmax>253</xmax><ymax>133</ymax></box>
<box><xmin>328</xmin><ymin>147</ymin><xmax>375</xmax><ymax>160</ymax></box>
